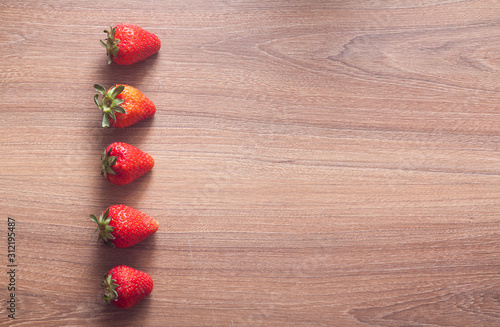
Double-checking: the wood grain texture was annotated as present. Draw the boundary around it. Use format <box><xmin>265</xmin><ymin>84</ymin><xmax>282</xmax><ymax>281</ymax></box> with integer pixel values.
<box><xmin>1</xmin><ymin>0</ymin><xmax>500</xmax><ymax>326</ymax></box>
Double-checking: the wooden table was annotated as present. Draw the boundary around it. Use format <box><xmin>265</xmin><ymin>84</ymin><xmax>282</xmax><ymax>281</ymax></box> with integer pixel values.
<box><xmin>1</xmin><ymin>1</ymin><xmax>500</xmax><ymax>326</ymax></box>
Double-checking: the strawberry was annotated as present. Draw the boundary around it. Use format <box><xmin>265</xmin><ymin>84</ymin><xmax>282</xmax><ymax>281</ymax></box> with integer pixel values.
<box><xmin>101</xmin><ymin>23</ymin><xmax>161</xmax><ymax>65</ymax></box>
<box><xmin>101</xmin><ymin>265</ymin><xmax>153</xmax><ymax>309</ymax></box>
<box><xmin>94</xmin><ymin>84</ymin><xmax>156</xmax><ymax>128</ymax></box>
<box><xmin>101</xmin><ymin>142</ymin><xmax>154</xmax><ymax>185</ymax></box>
<box><xmin>91</xmin><ymin>205</ymin><xmax>159</xmax><ymax>248</ymax></box>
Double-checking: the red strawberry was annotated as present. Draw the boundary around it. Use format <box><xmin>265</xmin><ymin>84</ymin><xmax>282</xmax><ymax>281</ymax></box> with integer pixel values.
<box><xmin>91</xmin><ymin>205</ymin><xmax>159</xmax><ymax>248</ymax></box>
<box><xmin>94</xmin><ymin>84</ymin><xmax>156</xmax><ymax>128</ymax></box>
<box><xmin>101</xmin><ymin>142</ymin><xmax>154</xmax><ymax>185</ymax></box>
<box><xmin>101</xmin><ymin>265</ymin><xmax>153</xmax><ymax>309</ymax></box>
<box><xmin>101</xmin><ymin>23</ymin><xmax>161</xmax><ymax>65</ymax></box>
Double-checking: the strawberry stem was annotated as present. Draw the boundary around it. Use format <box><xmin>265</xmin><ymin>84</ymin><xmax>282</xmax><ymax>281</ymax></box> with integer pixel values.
<box><xmin>101</xmin><ymin>26</ymin><xmax>120</xmax><ymax>65</ymax></box>
<box><xmin>90</xmin><ymin>208</ymin><xmax>116</xmax><ymax>247</ymax></box>
<box><xmin>101</xmin><ymin>273</ymin><xmax>119</xmax><ymax>304</ymax></box>
<box><xmin>94</xmin><ymin>84</ymin><xmax>126</xmax><ymax>128</ymax></box>
<box><xmin>101</xmin><ymin>147</ymin><xmax>118</xmax><ymax>178</ymax></box>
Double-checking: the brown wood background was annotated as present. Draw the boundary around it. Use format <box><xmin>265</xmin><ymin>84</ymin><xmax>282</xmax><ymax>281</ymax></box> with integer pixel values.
<box><xmin>1</xmin><ymin>0</ymin><xmax>500</xmax><ymax>326</ymax></box>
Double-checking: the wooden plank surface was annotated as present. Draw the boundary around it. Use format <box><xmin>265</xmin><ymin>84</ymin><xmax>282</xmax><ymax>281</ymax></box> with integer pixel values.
<box><xmin>1</xmin><ymin>0</ymin><xmax>500</xmax><ymax>326</ymax></box>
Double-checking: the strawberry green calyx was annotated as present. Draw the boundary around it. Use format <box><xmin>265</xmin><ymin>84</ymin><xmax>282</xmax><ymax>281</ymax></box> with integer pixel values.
<box><xmin>101</xmin><ymin>273</ymin><xmax>119</xmax><ymax>304</ymax></box>
<box><xmin>94</xmin><ymin>84</ymin><xmax>126</xmax><ymax>128</ymax></box>
<box><xmin>90</xmin><ymin>208</ymin><xmax>116</xmax><ymax>247</ymax></box>
<box><xmin>101</xmin><ymin>147</ymin><xmax>118</xmax><ymax>179</ymax></box>
<box><xmin>100</xmin><ymin>26</ymin><xmax>120</xmax><ymax>65</ymax></box>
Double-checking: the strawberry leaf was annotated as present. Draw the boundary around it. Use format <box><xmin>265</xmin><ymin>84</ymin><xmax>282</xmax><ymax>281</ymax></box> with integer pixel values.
<box><xmin>109</xmin><ymin>110</ymin><xmax>117</xmax><ymax>121</ymax></box>
<box><xmin>102</xmin><ymin>114</ymin><xmax>110</xmax><ymax>128</ymax></box>
<box><xmin>111</xmin><ymin>85</ymin><xmax>125</xmax><ymax>99</ymax></box>
<box><xmin>112</xmin><ymin>98</ymin><xmax>125</xmax><ymax>106</ymax></box>
<box><xmin>93</xmin><ymin>94</ymin><xmax>101</xmax><ymax>108</ymax></box>
<box><xmin>94</xmin><ymin>84</ymin><xmax>107</xmax><ymax>95</ymax></box>
<box><xmin>113</xmin><ymin>106</ymin><xmax>126</xmax><ymax>114</ymax></box>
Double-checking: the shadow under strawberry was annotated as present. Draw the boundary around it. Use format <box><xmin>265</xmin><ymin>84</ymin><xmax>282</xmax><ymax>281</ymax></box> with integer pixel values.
<box><xmin>95</xmin><ymin>170</ymin><xmax>155</xmax><ymax>209</ymax></box>
<box><xmin>99</xmin><ymin>120</ymin><xmax>156</xmax><ymax>147</ymax></box>
<box><xmin>94</xmin><ymin>47</ymin><xmax>161</xmax><ymax>85</ymax></box>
